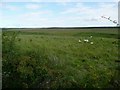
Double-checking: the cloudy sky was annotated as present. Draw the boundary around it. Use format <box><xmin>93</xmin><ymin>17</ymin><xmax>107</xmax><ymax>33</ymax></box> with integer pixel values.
<box><xmin>0</xmin><ymin>0</ymin><xmax>119</xmax><ymax>28</ymax></box>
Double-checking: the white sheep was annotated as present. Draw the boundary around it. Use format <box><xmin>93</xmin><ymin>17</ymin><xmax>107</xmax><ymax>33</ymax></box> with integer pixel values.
<box><xmin>84</xmin><ymin>39</ymin><xmax>89</xmax><ymax>43</ymax></box>
<box><xmin>90</xmin><ymin>42</ymin><xmax>93</xmax><ymax>44</ymax></box>
<box><xmin>90</xmin><ymin>36</ymin><xmax>92</xmax><ymax>38</ymax></box>
<box><xmin>78</xmin><ymin>39</ymin><xmax>82</xmax><ymax>43</ymax></box>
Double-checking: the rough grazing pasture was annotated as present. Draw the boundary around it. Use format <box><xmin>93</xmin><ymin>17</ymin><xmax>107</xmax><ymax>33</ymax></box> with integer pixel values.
<box><xmin>2</xmin><ymin>28</ymin><xmax>120</xmax><ymax>88</ymax></box>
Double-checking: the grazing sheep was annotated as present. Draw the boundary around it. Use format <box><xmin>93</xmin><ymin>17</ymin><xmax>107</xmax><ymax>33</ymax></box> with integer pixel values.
<box><xmin>78</xmin><ymin>39</ymin><xmax>82</xmax><ymax>43</ymax></box>
<box><xmin>84</xmin><ymin>39</ymin><xmax>89</xmax><ymax>43</ymax></box>
<box><xmin>90</xmin><ymin>42</ymin><xmax>93</xmax><ymax>44</ymax></box>
<box><xmin>90</xmin><ymin>36</ymin><xmax>93</xmax><ymax>38</ymax></box>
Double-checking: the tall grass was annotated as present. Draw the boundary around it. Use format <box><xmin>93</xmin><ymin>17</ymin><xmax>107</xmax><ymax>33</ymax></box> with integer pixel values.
<box><xmin>2</xmin><ymin>28</ymin><xmax>119</xmax><ymax>88</ymax></box>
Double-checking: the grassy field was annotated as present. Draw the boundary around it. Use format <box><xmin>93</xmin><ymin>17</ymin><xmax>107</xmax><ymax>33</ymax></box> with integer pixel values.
<box><xmin>2</xmin><ymin>28</ymin><xmax>120</xmax><ymax>88</ymax></box>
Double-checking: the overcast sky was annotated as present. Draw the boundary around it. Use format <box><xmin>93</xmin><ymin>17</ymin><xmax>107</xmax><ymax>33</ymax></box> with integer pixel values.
<box><xmin>0</xmin><ymin>0</ymin><xmax>119</xmax><ymax>28</ymax></box>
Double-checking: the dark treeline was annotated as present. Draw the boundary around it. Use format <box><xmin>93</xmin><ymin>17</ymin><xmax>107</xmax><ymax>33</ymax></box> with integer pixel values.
<box><xmin>1</xmin><ymin>26</ymin><xmax>120</xmax><ymax>30</ymax></box>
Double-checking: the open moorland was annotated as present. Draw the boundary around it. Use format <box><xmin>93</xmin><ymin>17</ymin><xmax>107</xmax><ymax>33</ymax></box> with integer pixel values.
<box><xmin>2</xmin><ymin>27</ymin><xmax>120</xmax><ymax>88</ymax></box>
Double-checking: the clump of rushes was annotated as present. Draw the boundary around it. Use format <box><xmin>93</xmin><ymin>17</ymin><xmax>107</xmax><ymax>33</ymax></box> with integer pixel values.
<box><xmin>18</xmin><ymin>38</ymin><xmax>21</xmax><ymax>41</ymax></box>
<box><xmin>30</xmin><ymin>39</ymin><xmax>32</xmax><ymax>42</ymax></box>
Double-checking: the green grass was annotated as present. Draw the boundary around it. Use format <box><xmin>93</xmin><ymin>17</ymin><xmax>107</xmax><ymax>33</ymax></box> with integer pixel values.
<box><xmin>2</xmin><ymin>28</ymin><xmax>120</xmax><ymax>88</ymax></box>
